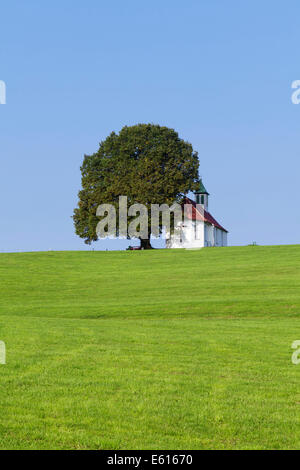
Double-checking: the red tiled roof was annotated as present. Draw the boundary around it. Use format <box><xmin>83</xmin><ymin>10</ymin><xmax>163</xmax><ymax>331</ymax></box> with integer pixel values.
<box><xmin>182</xmin><ymin>197</ymin><xmax>228</xmax><ymax>233</ymax></box>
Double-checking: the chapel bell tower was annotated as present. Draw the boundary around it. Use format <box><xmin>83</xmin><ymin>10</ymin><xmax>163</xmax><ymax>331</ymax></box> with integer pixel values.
<box><xmin>194</xmin><ymin>179</ymin><xmax>209</xmax><ymax>211</ymax></box>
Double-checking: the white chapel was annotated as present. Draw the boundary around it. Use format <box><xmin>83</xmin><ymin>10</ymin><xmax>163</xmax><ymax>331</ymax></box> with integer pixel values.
<box><xmin>166</xmin><ymin>180</ymin><xmax>228</xmax><ymax>249</ymax></box>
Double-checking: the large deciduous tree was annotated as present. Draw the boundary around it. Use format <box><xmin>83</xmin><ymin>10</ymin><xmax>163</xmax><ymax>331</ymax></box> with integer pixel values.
<box><xmin>73</xmin><ymin>123</ymin><xmax>199</xmax><ymax>249</ymax></box>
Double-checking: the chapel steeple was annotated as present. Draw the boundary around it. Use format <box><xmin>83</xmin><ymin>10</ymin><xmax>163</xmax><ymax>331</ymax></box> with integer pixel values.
<box><xmin>194</xmin><ymin>178</ymin><xmax>209</xmax><ymax>211</ymax></box>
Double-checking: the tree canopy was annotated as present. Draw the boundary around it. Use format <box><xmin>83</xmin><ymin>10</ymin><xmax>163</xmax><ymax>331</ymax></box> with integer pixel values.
<box><xmin>73</xmin><ymin>123</ymin><xmax>199</xmax><ymax>248</ymax></box>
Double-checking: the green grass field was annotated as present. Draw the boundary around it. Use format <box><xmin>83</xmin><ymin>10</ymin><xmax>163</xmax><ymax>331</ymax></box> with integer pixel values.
<box><xmin>0</xmin><ymin>245</ymin><xmax>300</xmax><ymax>450</ymax></box>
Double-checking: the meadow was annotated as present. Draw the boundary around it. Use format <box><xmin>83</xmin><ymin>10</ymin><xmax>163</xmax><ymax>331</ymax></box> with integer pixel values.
<box><xmin>0</xmin><ymin>245</ymin><xmax>300</xmax><ymax>449</ymax></box>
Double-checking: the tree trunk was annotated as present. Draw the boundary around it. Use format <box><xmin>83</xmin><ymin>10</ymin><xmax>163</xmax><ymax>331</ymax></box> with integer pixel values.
<box><xmin>140</xmin><ymin>238</ymin><xmax>153</xmax><ymax>250</ymax></box>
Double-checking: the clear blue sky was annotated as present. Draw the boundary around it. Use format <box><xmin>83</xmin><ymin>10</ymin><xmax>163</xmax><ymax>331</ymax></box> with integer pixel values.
<box><xmin>0</xmin><ymin>0</ymin><xmax>299</xmax><ymax>252</ymax></box>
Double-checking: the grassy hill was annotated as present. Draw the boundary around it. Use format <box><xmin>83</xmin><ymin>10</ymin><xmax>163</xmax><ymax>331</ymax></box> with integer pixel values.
<box><xmin>0</xmin><ymin>245</ymin><xmax>300</xmax><ymax>449</ymax></box>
